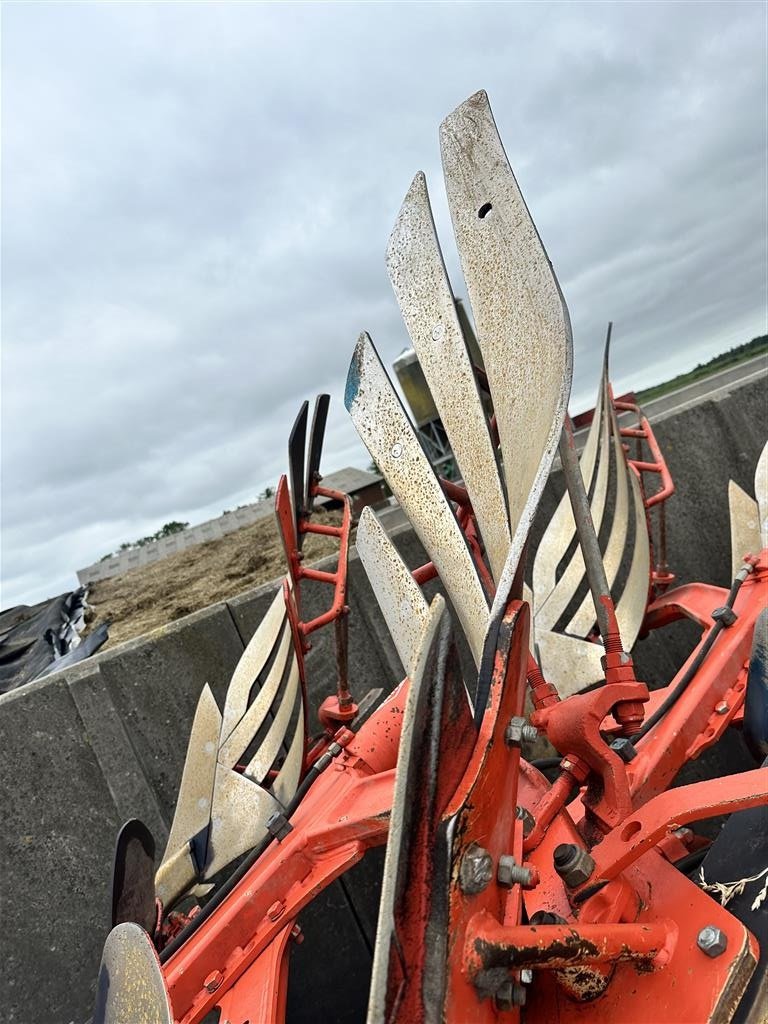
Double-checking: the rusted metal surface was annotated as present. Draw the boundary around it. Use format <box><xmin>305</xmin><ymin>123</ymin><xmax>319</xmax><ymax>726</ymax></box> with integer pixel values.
<box><xmin>440</xmin><ymin>90</ymin><xmax>572</xmax><ymax>617</ymax></box>
<box><xmin>368</xmin><ymin>595</ymin><xmax>475</xmax><ymax>1023</ymax></box>
<box><xmin>386</xmin><ymin>171</ymin><xmax>511</xmax><ymax>582</ymax></box>
<box><xmin>346</xmin><ymin>332</ymin><xmax>488</xmax><ymax>665</ymax></box>
<box><xmin>466</xmin><ymin>915</ymin><xmax>673</xmax><ymax>972</ymax></box>
<box><xmin>93</xmin><ymin>922</ymin><xmax>173</xmax><ymax>1024</ymax></box>
<box><xmin>356</xmin><ymin>505</ymin><xmax>431</xmax><ymax>677</ymax></box>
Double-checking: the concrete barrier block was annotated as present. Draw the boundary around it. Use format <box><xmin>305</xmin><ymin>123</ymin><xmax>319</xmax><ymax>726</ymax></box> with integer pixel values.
<box><xmin>65</xmin><ymin>659</ymin><xmax>169</xmax><ymax>844</ymax></box>
<box><xmin>94</xmin><ymin>603</ymin><xmax>245</xmax><ymax>822</ymax></box>
<box><xmin>0</xmin><ymin>675</ymin><xmax>121</xmax><ymax>1024</ymax></box>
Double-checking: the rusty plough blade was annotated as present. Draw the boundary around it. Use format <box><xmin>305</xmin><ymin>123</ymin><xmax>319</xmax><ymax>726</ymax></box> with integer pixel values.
<box><xmin>92</xmin><ymin>90</ymin><xmax>768</xmax><ymax>1024</ymax></box>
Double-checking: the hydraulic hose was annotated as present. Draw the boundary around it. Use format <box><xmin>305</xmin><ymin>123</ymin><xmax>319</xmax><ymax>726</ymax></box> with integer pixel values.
<box><xmin>635</xmin><ymin>567</ymin><xmax>751</xmax><ymax>743</ymax></box>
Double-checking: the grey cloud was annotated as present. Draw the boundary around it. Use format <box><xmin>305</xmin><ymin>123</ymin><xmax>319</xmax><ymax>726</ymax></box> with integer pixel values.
<box><xmin>2</xmin><ymin>1</ymin><xmax>766</xmax><ymax>606</ymax></box>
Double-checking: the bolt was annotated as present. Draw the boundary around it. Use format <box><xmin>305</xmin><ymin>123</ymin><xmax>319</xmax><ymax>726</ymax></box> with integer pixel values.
<box><xmin>610</xmin><ymin>736</ymin><xmax>637</xmax><ymax>762</ymax></box>
<box><xmin>497</xmin><ymin>854</ymin><xmax>534</xmax><ymax>888</ymax></box>
<box><xmin>697</xmin><ymin>925</ymin><xmax>728</xmax><ymax>957</ymax></box>
<box><xmin>520</xmin><ymin>969</ymin><xmax>533</xmax><ymax>985</ymax></box>
<box><xmin>515</xmin><ymin>805</ymin><xmax>535</xmax><ymax>837</ymax></box>
<box><xmin>431</xmin><ymin>323</ymin><xmax>445</xmax><ymax>341</ymax></box>
<box><xmin>459</xmin><ymin>843</ymin><xmax>494</xmax><ymax>895</ymax></box>
<box><xmin>715</xmin><ymin>701</ymin><xmax>729</xmax><ymax>715</ymax></box>
<box><xmin>495</xmin><ymin>980</ymin><xmax>527</xmax><ymax>1010</ymax></box>
<box><xmin>391</xmin><ymin>442</ymin><xmax>403</xmax><ymax>459</ymax></box>
<box><xmin>553</xmin><ymin>843</ymin><xmax>596</xmax><ymax>888</ymax></box>
<box><xmin>203</xmin><ymin>970</ymin><xmax>223</xmax><ymax>993</ymax></box>
<box><xmin>505</xmin><ymin>716</ymin><xmax>539</xmax><ymax>748</ymax></box>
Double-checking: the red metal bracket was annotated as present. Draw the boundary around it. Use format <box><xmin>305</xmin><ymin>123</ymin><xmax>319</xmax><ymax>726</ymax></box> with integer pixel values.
<box><xmin>613</xmin><ymin>394</ymin><xmax>675</xmax><ymax>592</ymax></box>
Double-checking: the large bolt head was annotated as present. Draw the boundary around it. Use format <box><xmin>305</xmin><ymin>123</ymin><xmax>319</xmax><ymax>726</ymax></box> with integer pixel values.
<box><xmin>460</xmin><ymin>843</ymin><xmax>494</xmax><ymax>894</ymax></box>
<box><xmin>553</xmin><ymin>843</ymin><xmax>595</xmax><ymax>888</ymax></box>
<box><xmin>697</xmin><ymin>925</ymin><xmax>728</xmax><ymax>957</ymax></box>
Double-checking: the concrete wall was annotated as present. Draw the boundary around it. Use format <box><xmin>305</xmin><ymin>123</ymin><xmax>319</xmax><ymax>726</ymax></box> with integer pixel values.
<box><xmin>2</xmin><ymin>373</ymin><xmax>765</xmax><ymax>1024</ymax></box>
<box><xmin>77</xmin><ymin>467</ymin><xmax>385</xmax><ymax>586</ymax></box>
<box><xmin>77</xmin><ymin>500</ymin><xmax>275</xmax><ymax>585</ymax></box>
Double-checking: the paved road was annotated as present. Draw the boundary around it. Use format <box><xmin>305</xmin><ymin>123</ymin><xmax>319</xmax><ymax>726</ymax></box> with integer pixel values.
<box><xmin>638</xmin><ymin>353</ymin><xmax>767</xmax><ymax>422</ymax></box>
<box><xmin>574</xmin><ymin>352</ymin><xmax>766</xmax><ymax>446</ymax></box>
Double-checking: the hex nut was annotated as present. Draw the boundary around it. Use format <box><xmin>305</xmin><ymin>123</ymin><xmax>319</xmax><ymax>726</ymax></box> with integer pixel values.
<box><xmin>460</xmin><ymin>843</ymin><xmax>494</xmax><ymax>895</ymax></box>
<box><xmin>553</xmin><ymin>843</ymin><xmax>596</xmax><ymax>889</ymax></box>
<box><xmin>697</xmin><ymin>925</ymin><xmax>728</xmax><ymax>957</ymax></box>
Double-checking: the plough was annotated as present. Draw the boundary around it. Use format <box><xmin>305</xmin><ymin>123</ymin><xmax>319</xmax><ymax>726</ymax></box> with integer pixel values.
<box><xmin>93</xmin><ymin>91</ymin><xmax>768</xmax><ymax>1024</ymax></box>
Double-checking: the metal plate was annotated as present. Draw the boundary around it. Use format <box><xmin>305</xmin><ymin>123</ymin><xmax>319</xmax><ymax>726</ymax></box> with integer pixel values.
<box><xmin>305</xmin><ymin>393</ymin><xmax>331</xmax><ymax>511</ymax></box>
<box><xmin>729</xmin><ymin>480</ymin><xmax>761</xmax><ymax>578</ymax></box>
<box><xmin>386</xmin><ymin>171</ymin><xmax>510</xmax><ymax>582</ymax></box>
<box><xmin>288</xmin><ymin>400</ymin><xmax>309</xmax><ymax>546</ymax></box>
<box><xmin>755</xmin><ymin>439</ymin><xmax>768</xmax><ymax>548</ymax></box>
<box><xmin>367</xmin><ymin>595</ymin><xmax>475</xmax><ymax>1024</ymax></box>
<box><xmin>440</xmin><ymin>89</ymin><xmax>572</xmax><ymax>616</ymax></box>
<box><xmin>244</xmin><ymin>659</ymin><xmax>301</xmax><ymax>782</ymax></box>
<box><xmin>346</xmin><ymin>332</ymin><xmax>488</xmax><ymax>666</ymax></box>
<box><xmin>203</xmin><ymin>762</ymin><xmax>281</xmax><ymax>879</ymax></box>
<box><xmin>587</xmin><ymin>397</ymin><xmax>630</xmax><ymax>600</ymax></box>
<box><xmin>532</xmin><ymin>384</ymin><xmax>602</xmax><ymax>613</ymax></box>
<box><xmin>356</xmin><ymin>505</ymin><xmax>431</xmax><ymax>678</ymax></box>
<box><xmin>111</xmin><ymin>819</ymin><xmax>156</xmax><ymax>933</ymax></box>
<box><xmin>218</xmin><ymin>626</ymin><xmax>294</xmax><ymax>770</ymax></box>
<box><xmin>536</xmin><ymin>387</ymin><xmax>611</xmax><ymax>633</ymax></box>
<box><xmin>220</xmin><ymin>585</ymin><xmax>288</xmax><ymax>744</ymax></box>
<box><xmin>615</xmin><ymin>466</ymin><xmax>651</xmax><ymax>650</ymax></box>
<box><xmin>93</xmin><ymin>922</ymin><xmax>172</xmax><ymax>1024</ymax></box>
<box><xmin>535</xmin><ymin>629</ymin><xmax>605</xmax><ymax>699</ymax></box>
<box><xmin>158</xmin><ymin>683</ymin><xmax>220</xmax><ymax>875</ymax></box>
<box><xmin>270</xmin><ymin>701</ymin><xmax>305</xmax><ymax>808</ymax></box>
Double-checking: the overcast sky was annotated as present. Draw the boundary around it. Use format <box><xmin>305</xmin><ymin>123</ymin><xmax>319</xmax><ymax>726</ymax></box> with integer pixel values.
<box><xmin>2</xmin><ymin>1</ymin><xmax>766</xmax><ymax>609</ymax></box>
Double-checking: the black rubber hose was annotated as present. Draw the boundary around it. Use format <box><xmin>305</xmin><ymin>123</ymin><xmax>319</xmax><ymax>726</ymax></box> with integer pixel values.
<box><xmin>635</xmin><ymin>572</ymin><xmax>747</xmax><ymax>743</ymax></box>
<box><xmin>159</xmin><ymin>760</ymin><xmax>325</xmax><ymax>964</ymax></box>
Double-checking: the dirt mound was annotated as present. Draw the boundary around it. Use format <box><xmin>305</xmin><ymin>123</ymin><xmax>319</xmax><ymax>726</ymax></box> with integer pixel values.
<box><xmin>85</xmin><ymin>510</ymin><xmax>342</xmax><ymax>649</ymax></box>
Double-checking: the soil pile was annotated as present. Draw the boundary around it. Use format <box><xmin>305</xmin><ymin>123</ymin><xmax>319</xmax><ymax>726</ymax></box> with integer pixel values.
<box><xmin>85</xmin><ymin>510</ymin><xmax>342</xmax><ymax>649</ymax></box>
